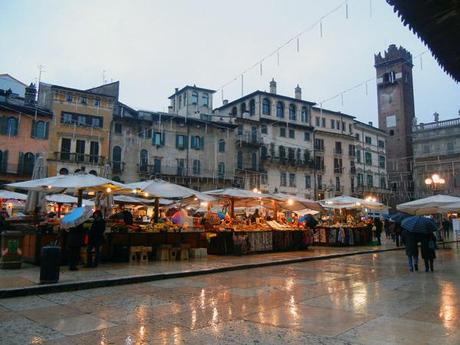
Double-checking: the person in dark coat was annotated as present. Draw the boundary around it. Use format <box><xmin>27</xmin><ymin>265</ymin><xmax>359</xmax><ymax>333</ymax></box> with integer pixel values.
<box><xmin>421</xmin><ymin>232</ymin><xmax>436</xmax><ymax>272</ymax></box>
<box><xmin>374</xmin><ymin>217</ymin><xmax>383</xmax><ymax>245</ymax></box>
<box><xmin>67</xmin><ymin>224</ymin><xmax>85</xmax><ymax>271</ymax></box>
<box><xmin>402</xmin><ymin>229</ymin><xmax>419</xmax><ymax>272</ymax></box>
<box><xmin>122</xmin><ymin>208</ymin><xmax>133</xmax><ymax>225</ymax></box>
<box><xmin>394</xmin><ymin>222</ymin><xmax>402</xmax><ymax>247</ymax></box>
<box><xmin>86</xmin><ymin>210</ymin><xmax>106</xmax><ymax>268</ymax></box>
<box><xmin>442</xmin><ymin>218</ymin><xmax>451</xmax><ymax>240</ymax></box>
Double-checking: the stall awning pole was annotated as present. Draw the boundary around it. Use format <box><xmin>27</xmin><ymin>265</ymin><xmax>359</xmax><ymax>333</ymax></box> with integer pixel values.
<box><xmin>230</xmin><ymin>198</ymin><xmax>235</xmax><ymax>219</ymax></box>
<box><xmin>57</xmin><ymin>203</ymin><xmax>62</xmax><ymax>218</ymax></box>
<box><xmin>77</xmin><ymin>190</ymin><xmax>83</xmax><ymax>207</ymax></box>
<box><xmin>154</xmin><ymin>197</ymin><xmax>160</xmax><ymax>224</ymax></box>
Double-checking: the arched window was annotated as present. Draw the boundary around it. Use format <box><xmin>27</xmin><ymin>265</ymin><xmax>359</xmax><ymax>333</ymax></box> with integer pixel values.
<box><xmin>240</xmin><ymin>102</ymin><xmax>247</xmax><ymax>114</ymax></box>
<box><xmin>112</xmin><ymin>146</ymin><xmax>122</xmax><ymax>173</ymax></box>
<box><xmin>276</xmin><ymin>102</ymin><xmax>284</xmax><ymax>118</ymax></box>
<box><xmin>231</xmin><ymin>106</ymin><xmax>238</xmax><ymax>116</ymax></box>
<box><xmin>35</xmin><ymin>121</ymin><xmax>46</xmax><ymax>139</ymax></box>
<box><xmin>301</xmin><ymin>107</ymin><xmax>308</xmax><ymax>123</ymax></box>
<box><xmin>140</xmin><ymin>149</ymin><xmax>148</xmax><ymax>172</ymax></box>
<box><xmin>289</xmin><ymin>104</ymin><xmax>296</xmax><ymax>121</ymax></box>
<box><xmin>237</xmin><ymin>151</ymin><xmax>243</xmax><ymax>169</ymax></box>
<box><xmin>218</xmin><ymin>139</ymin><xmax>225</xmax><ymax>152</ymax></box>
<box><xmin>59</xmin><ymin>168</ymin><xmax>69</xmax><ymax>175</ymax></box>
<box><xmin>249</xmin><ymin>99</ymin><xmax>255</xmax><ymax>116</ymax></box>
<box><xmin>23</xmin><ymin>152</ymin><xmax>35</xmax><ymax>175</ymax></box>
<box><xmin>262</xmin><ymin>98</ymin><xmax>271</xmax><ymax>115</ymax></box>
<box><xmin>7</xmin><ymin>117</ymin><xmax>18</xmax><ymax>136</ymax></box>
<box><xmin>89</xmin><ymin>170</ymin><xmax>97</xmax><ymax>176</ymax></box>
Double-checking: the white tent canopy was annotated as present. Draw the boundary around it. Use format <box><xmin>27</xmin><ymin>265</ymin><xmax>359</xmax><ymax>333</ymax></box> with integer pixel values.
<box><xmin>272</xmin><ymin>192</ymin><xmax>323</xmax><ymax>212</ymax></box>
<box><xmin>46</xmin><ymin>194</ymin><xmax>95</xmax><ymax>206</ymax></box>
<box><xmin>205</xmin><ymin>188</ymin><xmax>278</xmax><ymax>200</ymax></box>
<box><xmin>320</xmin><ymin>195</ymin><xmax>385</xmax><ymax>210</ymax></box>
<box><xmin>125</xmin><ymin>179</ymin><xmax>213</xmax><ymax>201</ymax></box>
<box><xmin>7</xmin><ymin>173</ymin><xmax>126</xmax><ymax>193</ymax></box>
<box><xmin>113</xmin><ymin>195</ymin><xmax>172</xmax><ymax>205</ymax></box>
<box><xmin>397</xmin><ymin>194</ymin><xmax>460</xmax><ymax>215</ymax></box>
<box><xmin>0</xmin><ymin>190</ymin><xmax>27</xmax><ymax>201</ymax></box>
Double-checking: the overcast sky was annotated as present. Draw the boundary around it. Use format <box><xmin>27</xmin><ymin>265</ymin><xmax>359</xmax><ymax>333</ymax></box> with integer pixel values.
<box><xmin>1</xmin><ymin>0</ymin><xmax>458</xmax><ymax>124</ymax></box>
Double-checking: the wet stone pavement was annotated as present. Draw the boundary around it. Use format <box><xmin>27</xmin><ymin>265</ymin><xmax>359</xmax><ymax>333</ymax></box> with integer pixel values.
<box><xmin>1</xmin><ymin>248</ymin><xmax>460</xmax><ymax>345</ymax></box>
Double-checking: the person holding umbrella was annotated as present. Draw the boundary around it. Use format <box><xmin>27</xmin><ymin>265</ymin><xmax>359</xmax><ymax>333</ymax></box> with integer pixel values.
<box><xmin>401</xmin><ymin>216</ymin><xmax>438</xmax><ymax>272</ymax></box>
<box><xmin>86</xmin><ymin>210</ymin><xmax>106</xmax><ymax>268</ymax></box>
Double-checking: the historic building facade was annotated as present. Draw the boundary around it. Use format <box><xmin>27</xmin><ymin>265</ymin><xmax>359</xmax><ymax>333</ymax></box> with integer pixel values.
<box><xmin>215</xmin><ymin>80</ymin><xmax>315</xmax><ymax>197</ymax></box>
<box><xmin>353</xmin><ymin>120</ymin><xmax>389</xmax><ymax>204</ymax></box>
<box><xmin>110</xmin><ymin>85</ymin><xmax>237</xmax><ymax>190</ymax></box>
<box><xmin>0</xmin><ymin>83</ymin><xmax>52</xmax><ymax>183</ymax></box>
<box><xmin>412</xmin><ymin>115</ymin><xmax>460</xmax><ymax>198</ymax></box>
<box><xmin>38</xmin><ymin>82</ymin><xmax>117</xmax><ymax>176</ymax></box>
<box><xmin>375</xmin><ymin>44</ymin><xmax>416</xmax><ymax>206</ymax></box>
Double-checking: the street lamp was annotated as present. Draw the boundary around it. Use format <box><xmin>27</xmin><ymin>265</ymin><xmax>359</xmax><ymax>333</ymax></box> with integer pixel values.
<box><xmin>425</xmin><ymin>173</ymin><xmax>445</xmax><ymax>194</ymax></box>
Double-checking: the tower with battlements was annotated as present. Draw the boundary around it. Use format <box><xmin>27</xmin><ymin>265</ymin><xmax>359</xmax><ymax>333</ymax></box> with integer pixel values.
<box><xmin>375</xmin><ymin>45</ymin><xmax>416</xmax><ymax>206</ymax></box>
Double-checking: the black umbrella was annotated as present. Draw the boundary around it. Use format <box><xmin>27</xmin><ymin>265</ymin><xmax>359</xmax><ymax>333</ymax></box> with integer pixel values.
<box><xmin>390</xmin><ymin>212</ymin><xmax>410</xmax><ymax>223</ymax></box>
<box><xmin>401</xmin><ymin>216</ymin><xmax>438</xmax><ymax>234</ymax></box>
<box><xmin>303</xmin><ymin>214</ymin><xmax>318</xmax><ymax>228</ymax></box>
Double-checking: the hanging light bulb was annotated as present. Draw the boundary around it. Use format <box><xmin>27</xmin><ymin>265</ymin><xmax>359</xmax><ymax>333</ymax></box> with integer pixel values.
<box><xmin>106</xmin><ymin>187</ymin><xmax>112</xmax><ymax>193</ymax></box>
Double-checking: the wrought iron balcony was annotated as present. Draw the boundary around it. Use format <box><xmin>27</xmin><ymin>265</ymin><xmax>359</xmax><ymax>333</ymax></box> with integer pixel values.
<box><xmin>51</xmin><ymin>152</ymin><xmax>106</xmax><ymax>165</ymax></box>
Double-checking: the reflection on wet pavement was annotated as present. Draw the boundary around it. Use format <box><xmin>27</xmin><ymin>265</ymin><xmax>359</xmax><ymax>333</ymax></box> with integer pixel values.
<box><xmin>1</xmin><ymin>248</ymin><xmax>460</xmax><ymax>344</ymax></box>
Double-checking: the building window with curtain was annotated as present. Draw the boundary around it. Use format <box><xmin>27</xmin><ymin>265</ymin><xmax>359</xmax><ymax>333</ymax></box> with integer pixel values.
<box><xmin>262</xmin><ymin>98</ymin><xmax>270</xmax><ymax>115</ymax></box>
<box><xmin>280</xmin><ymin>172</ymin><xmax>287</xmax><ymax>187</ymax></box>
<box><xmin>276</xmin><ymin>102</ymin><xmax>284</xmax><ymax>118</ymax></box>
<box><xmin>6</xmin><ymin>117</ymin><xmax>18</xmax><ymax>136</ymax></box>
<box><xmin>191</xmin><ymin>92</ymin><xmax>198</xmax><ymax>104</ymax></box>
<box><xmin>139</xmin><ymin>149</ymin><xmax>148</xmax><ymax>172</ymax></box>
<box><xmin>305</xmin><ymin>175</ymin><xmax>311</xmax><ymax>189</ymax></box>
<box><xmin>76</xmin><ymin>140</ymin><xmax>85</xmax><ymax>162</ymax></box>
<box><xmin>89</xmin><ymin>141</ymin><xmax>99</xmax><ymax>163</ymax></box>
<box><xmin>365</xmin><ymin>151</ymin><xmax>372</xmax><ymax>165</ymax></box>
<box><xmin>202</xmin><ymin>93</ymin><xmax>209</xmax><ymax>107</ymax></box>
<box><xmin>357</xmin><ymin>173</ymin><xmax>364</xmax><ymax>187</ymax></box>
<box><xmin>367</xmin><ymin>174</ymin><xmax>373</xmax><ymax>187</ymax></box>
<box><xmin>379</xmin><ymin>155</ymin><xmax>386</xmax><ymax>169</ymax></box>
<box><xmin>289</xmin><ymin>104</ymin><xmax>296</xmax><ymax>121</ymax></box>
<box><xmin>289</xmin><ymin>173</ymin><xmax>296</xmax><ymax>187</ymax></box>
<box><xmin>301</xmin><ymin>107</ymin><xmax>308</xmax><ymax>123</ymax></box>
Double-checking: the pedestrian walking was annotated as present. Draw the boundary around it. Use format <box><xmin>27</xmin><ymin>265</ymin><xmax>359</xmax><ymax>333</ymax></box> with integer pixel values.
<box><xmin>402</xmin><ymin>229</ymin><xmax>419</xmax><ymax>272</ymax></box>
<box><xmin>374</xmin><ymin>217</ymin><xmax>383</xmax><ymax>245</ymax></box>
<box><xmin>421</xmin><ymin>232</ymin><xmax>436</xmax><ymax>272</ymax></box>
<box><xmin>86</xmin><ymin>210</ymin><xmax>106</xmax><ymax>268</ymax></box>
<box><xmin>442</xmin><ymin>218</ymin><xmax>451</xmax><ymax>240</ymax></box>
<box><xmin>67</xmin><ymin>224</ymin><xmax>85</xmax><ymax>271</ymax></box>
<box><xmin>384</xmin><ymin>218</ymin><xmax>390</xmax><ymax>239</ymax></box>
<box><xmin>394</xmin><ymin>222</ymin><xmax>402</xmax><ymax>247</ymax></box>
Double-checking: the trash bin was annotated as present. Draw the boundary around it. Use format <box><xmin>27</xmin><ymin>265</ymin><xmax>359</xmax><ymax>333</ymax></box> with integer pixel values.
<box><xmin>1</xmin><ymin>231</ymin><xmax>24</xmax><ymax>269</ymax></box>
<box><xmin>40</xmin><ymin>245</ymin><xmax>61</xmax><ymax>284</ymax></box>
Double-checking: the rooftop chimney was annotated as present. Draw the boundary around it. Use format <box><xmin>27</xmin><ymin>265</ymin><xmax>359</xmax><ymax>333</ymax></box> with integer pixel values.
<box><xmin>24</xmin><ymin>83</ymin><xmax>37</xmax><ymax>105</ymax></box>
<box><xmin>295</xmin><ymin>84</ymin><xmax>302</xmax><ymax>100</ymax></box>
<box><xmin>175</xmin><ymin>88</ymin><xmax>179</xmax><ymax>93</ymax></box>
<box><xmin>223</xmin><ymin>99</ymin><xmax>228</xmax><ymax>105</ymax></box>
<box><xmin>269</xmin><ymin>78</ymin><xmax>277</xmax><ymax>94</ymax></box>
<box><xmin>434</xmin><ymin>112</ymin><xmax>439</xmax><ymax>122</ymax></box>
<box><xmin>368</xmin><ymin>121</ymin><xmax>373</xmax><ymax>127</ymax></box>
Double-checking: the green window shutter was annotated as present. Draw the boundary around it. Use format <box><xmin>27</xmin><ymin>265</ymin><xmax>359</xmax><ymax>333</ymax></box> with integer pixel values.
<box><xmin>175</xmin><ymin>135</ymin><xmax>180</xmax><ymax>149</ymax></box>
<box><xmin>160</xmin><ymin>132</ymin><xmax>165</xmax><ymax>146</ymax></box>
<box><xmin>0</xmin><ymin>150</ymin><xmax>7</xmax><ymax>173</ymax></box>
<box><xmin>31</xmin><ymin>120</ymin><xmax>36</xmax><ymax>138</ymax></box>
<box><xmin>0</xmin><ymin>117</ymin><xmax>7</xmax><ymax>135</ymax></box>
<box><xmin>17</xmin><ymin>152</ymin><xmax>24</xmax><ymax>175</ymax></box>
<box><xmin>190</xmin><ymin>136</ymin><xmax>196</xmax><ymax>149</ymax></box>
<box><xmin>184</xmin><ymin>135</ymin><xmax>189</xmax><ymax>149</ymax></box>
<box><xmin>45</xmin><ymin>122</ymin><xmax>49</xmax><ymax>139</ymax></box>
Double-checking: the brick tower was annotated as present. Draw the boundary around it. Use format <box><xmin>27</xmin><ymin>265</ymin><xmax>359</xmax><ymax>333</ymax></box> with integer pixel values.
<box><xmin>374</xmin><ymin>45</ymin><xmax>415</xmax><ymax>207</ymax></box>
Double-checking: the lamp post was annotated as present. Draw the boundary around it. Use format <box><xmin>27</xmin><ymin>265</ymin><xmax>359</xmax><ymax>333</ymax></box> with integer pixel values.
<box><xmin>424</xmin><ymin>173</ymin><xmax>445</xmax><ymax>195</ymax></box>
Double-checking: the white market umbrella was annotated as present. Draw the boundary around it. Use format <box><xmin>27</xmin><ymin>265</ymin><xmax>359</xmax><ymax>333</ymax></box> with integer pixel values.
<box><xmin>0</xmin><ymin>190</ymin><xmax>27</xmax><ymax>201</ymax></box>
<box><xmin>24</xmin><ymin>155</ymin><xmax>47</xmax><ymax>214</ymax></box>
<box><xmin>46</xmin><ymin>194</ymin><xmax>95</xmax><ymax>206</ymax></box>
<box><xmin>7</xmin><ymin>173</ymin><xmax>126</xmax><ymax>193</ymax></box>
<box><xmin>272</xmin><ymin>192</ymin><xmax>323</xmax><ymax>212</ymax></box>
<box><xmin>439</xmin><ymin>202</ymin><xmax>460</xmax><ymax>213</ymax></box>
<box><xmin>397</xmin><ymin>194</ymin><xmax>460</xmax><ymax>215</ymax></box>
<box><xmin>320</xmin><ymin>195</ymin><xmax>384</xmax><ymax>210</ymax></box>
<box><xmin>113</xmin><ymin>195</ymin><xmax>172</xmax><ymax>205</ymax></box>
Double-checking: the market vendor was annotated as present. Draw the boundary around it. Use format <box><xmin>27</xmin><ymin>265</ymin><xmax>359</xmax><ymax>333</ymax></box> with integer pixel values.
<box><xmin>250</xmin><ymin>208</ymin><xmax>261</xmax><ymax>223</ymax></box>
<box><xmin>121</xmin><ymin>207</ymin><xmax>133</xmax><ymax>225</ymax></box>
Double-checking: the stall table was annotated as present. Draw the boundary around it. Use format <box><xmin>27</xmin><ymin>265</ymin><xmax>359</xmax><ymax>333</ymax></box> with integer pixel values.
<box><xmin>313</xmin><ymin>225</ymin><xmax>370</xmax><ymax>246</ymax></box>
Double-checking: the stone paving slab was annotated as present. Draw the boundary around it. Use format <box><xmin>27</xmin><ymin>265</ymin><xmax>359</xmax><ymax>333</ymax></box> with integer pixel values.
<box><xmin>0</xmin><ymin>240</ymin><xmax>456</xmax><ymax>298</ymax></box>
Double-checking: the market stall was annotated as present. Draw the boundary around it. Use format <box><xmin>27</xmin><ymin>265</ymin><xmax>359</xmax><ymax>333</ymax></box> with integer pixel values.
<box><xmin>316</xmin><ymin>195</ymin><xmax>385</xmax><ymax>246</ymax></box>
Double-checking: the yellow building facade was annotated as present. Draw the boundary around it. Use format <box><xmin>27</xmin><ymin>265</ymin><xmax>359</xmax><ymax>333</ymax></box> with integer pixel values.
<box><xmin>38</xmin><ymin>83</ymin><xmax>116</xmax><ymax>176</ymax></box>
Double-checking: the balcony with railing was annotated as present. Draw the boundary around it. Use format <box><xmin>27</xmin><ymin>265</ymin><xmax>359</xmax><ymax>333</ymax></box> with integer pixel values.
<box><xmin>413</xmin><ymin>117</ymin><xmax>460</xmax><ymax>132</ymax></box>
<box><xmin>333</xmin><ymin>148</ymin><xmax>343</xmax><ymax>155</ymax></box>
<box><xmin>50</xmin><ymin>152</ymin><xmax>106</xmax><ymax>165</ymax></box>
<box><xmin>236</xmin><ymin>131</ymin><xmax>262</xmax><ymax>146</ymax></box>
<box><xmin>334</xmin><ymin>167</ymin><xmax>343</xmax><ymax>174</ymax></box>
<box><xmin>135</xmin><ymin>163</ymin><xmax>234</xmax><ymax>181</ymax></box>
